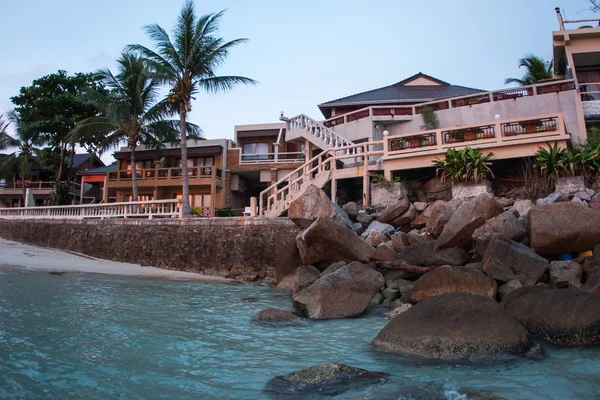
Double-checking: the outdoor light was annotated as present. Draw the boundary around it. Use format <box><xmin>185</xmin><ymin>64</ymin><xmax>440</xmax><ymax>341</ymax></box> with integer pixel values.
<box><xmin>383</xmin><ymin>130</ymin><xmax>389</xmax><ymax>136</ymax></box>
<box><xmin>280</xmin><ymin>111</ymin><xmax>284</xmax><ymax>117</ymax></box>
<box><xmin>494</xmin><ymin>114</ymin><xmax>501</xmax><ymax>120</ymax></box>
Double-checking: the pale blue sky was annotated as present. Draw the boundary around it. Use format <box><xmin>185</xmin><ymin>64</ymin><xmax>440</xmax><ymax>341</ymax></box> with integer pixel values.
<box><xmin>0</xmin><ymin>0</ymin><xmax>596</xmax><ymax>164</ymax></box>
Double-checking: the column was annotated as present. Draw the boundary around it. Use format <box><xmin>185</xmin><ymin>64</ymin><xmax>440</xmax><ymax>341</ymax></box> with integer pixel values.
<box><xmin>79</xmin><ymin>176</ymin><xmax>85</xmax><ymax>204</ymax></box>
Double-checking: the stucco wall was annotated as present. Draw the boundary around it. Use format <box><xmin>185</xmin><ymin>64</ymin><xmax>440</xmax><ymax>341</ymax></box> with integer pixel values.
<box><xmin>0</xmin><ymin>218</ymin><xmax>301</xmax><ymax>282</ymax></box>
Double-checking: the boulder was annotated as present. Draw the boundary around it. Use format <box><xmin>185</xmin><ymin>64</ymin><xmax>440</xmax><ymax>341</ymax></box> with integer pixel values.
<box><xmin>384</xmin><ymin>303</ymin><xmax>412</xmax><ymax>318</ymax></box>
<box><xmin>378</xmin><ymin>197</ymin><xmax>410</xmax><ymax>225</ymax></box>
<box><xmin>503</xmin><ymin>285</ymin><xmax>600</xmax><ymax>346</ymax></box>
<box><xmin>575</xmin><ymin>191</ymin><xmax>592</xmax><ymax>202</ymax></box>
<box><xmin>497</xmin><ymin>197</ymin><xmax>514</xmax><ymax>208</ymax></box>
<box><xmin>265</xmin><ymin>363</ymin><xmax>388</xmax><ymax>395</ymax></box>
<box><xmin>425</xmin><ymin>202</ymin><xmax>456</xmax><ymax>238</ymax></box>
<box><xmin>387</xmin><ymin>277</ymin><xmax>413</xmax><ymax>290</ymax></box>
<box><xmin>594</xmin><ymin>244</ymin><xmax>600</xmax><ymax>266</ymax></box>
<box><xmin>408</xmin><ymin>266</ymin><xmax>497</xmax><ymax>303</ymax></box>
<box><xmin>414</xmin><ymin>202</ymin><xmax>428</xmax><ymax>212</ymax></box>
<box><xmin>436</xmin><ymin>194</ymin><xmax>503</xmax><ymax>250</ymax></box>
<box><xmin>292</xmin><ymin>262</ymin><xmax>385</xmax><ymax>319</ymax></box>
<box><xmin>356</xmin><ymin>210</ymin><xmax>374</xmax><ymax>227</ymax></box>
<box><xmin>472</xmin><ymin>211</ymin><xmax>527</xmax><ymax>255</ymax></box>
<box><xmin>382</xmin><ymin>288</ymin><xmax>401</xmax><ymax>301</ymax></box>
<box><xmin>528</xmin><ymin>203</ymin><xmax>600</xmax><ymax>256</ymax></box>
<box><xmin>482</xmin><ymin>235</ymin><xmax>548</xmax><ymax>286</ymax></box>
<box><xmin>410</xmin><ymin>210</ymin><xmax>430</xmax><ymax>229</ymax></box>
<box><xmin>370</xmin><ymin>242</ymin><xmax>397</xmax><ymax>262</ymax></box>
<box><xmin>571</xmin><ymin>196</ymin><xmax>588</xmax><ymax>207</ymax></box>
<box><xmin>395</xmin><ymin>240</ymin><xmax>437</xmax><ymax>266</ymax></box>
<box><xmin>362</xmin><ymin>230</ymin><xmax>389</xmax><ymax>247</ymax></box>
<box><xmin>592</xmin><ymin>192</ymin><xmax>600</xmax><ymax>203</ymax></box>
<box><xmin>581</xmin><ymin>274</ymin><xmax>600</xmax><ymax>294</ymax></box>
<box><xmin>388</xmin><ymin>203</ymin><xmax>417</xmax><ymax>228</ymax></box>
<box><xmin>373</xmin><ymin>293</ymin><xmax>532</xmax><ymax>360</ymax></box>
<box><xmin>512</xmin><ymin>199</ymin><xmax>533</xmax><ymax>217</ymax></box>
<box><xmin>464</xmin><ymin>261</ymin><xmax>483</xmax><ymax>270</ymax></box>
<box><xmin>293</xmin><ymin>265</ymin><xmax>321</xmax><ymax>293</ymax></box>
<box><xmin>420</xmin><ymin>177</ymin><xmax>452</xmax><ymax>202</ymax></box>
<box><xmin>549</xmin><ymin>261</ymin><xmax>582</xmax><ymax>289</ymax></box>
<box><xmin>384</xmin><ymin>269</ymin><xmax>414</xmax><ymax>282</ymax></box>
<box><xmin>423</xmin><ymin>247</ymin><xmax>470</xmax><ymax>267</ymax></box>
<box><xmin>288</xmin><ymin>184</ymin><xmax>352</xmax><ymax>229</ymax></box>
<box><xmin>342</xmin><ymin>201</ymin><xmax>359</xmax><ymax>219</ymax></box>
<box><xmin>391</xmin><ymin>231</ymin><xmax>410</xmax><ymax>250</ymax></box>
<box><xmin>497</xmin><ymin>279</ymin><xmax>522</xmax><ymax>300</ymax></box>
<box><xmin>273</xmin><ymin>240</ymin><xmax>303</xmax><ymax>281</ymax></box>
<box><xmin>254</xmin><ymin>309</ymin><xmax>301</xmax><ymax>324</ymax></box>
<box><xmin>407</xmin><ymin>229</ymin><xmax>426</xmax><ymax>244</ymax></box>
<box><xmin>371</xmin><ymin>182</ymin><xmax>409</xmax><ymax>209</ymax></box>
<box><xmin>361</xmin><ymin>221</ymin><xmax>394</xmax><ymax>239</ymax></box>
<box><xmin>535</xmin><ymin>192</ymin><xmax>563</xmax><ymax>206</ymax></box>
<box><xmin>352</xmin><ymin>222</ymin><xmax>364</xmax><ymax>235</ymax></box>
<box><xmin>276</xmin><ymin>271</ymin><xmax>296</xmax><ymax>292</ymax></box>
<box><xmin>297</xmin><ymin>217</ymin><xmax>375</xmax><ymax>266</ymax></box>
<box><xmin>320</xmin><ymin>261</ymin><xmax>346</xmax><ymax>277</ymax></box>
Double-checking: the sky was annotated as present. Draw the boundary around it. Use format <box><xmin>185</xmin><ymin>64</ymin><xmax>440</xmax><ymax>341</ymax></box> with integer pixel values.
<box><xmin>0</xmin><ymin>0</ymin><xmax>597</xmax><ymax>165</ymax></box>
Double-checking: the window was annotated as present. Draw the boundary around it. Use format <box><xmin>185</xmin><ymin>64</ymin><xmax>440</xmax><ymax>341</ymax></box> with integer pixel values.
<box><xmin>175</xmin><ymin>157</ymin><xmax>215</xmax><ymax>176</ymax></box>
<box><xmin>242</xmin><ymin>143</ymin><xmax>269</xmax><ymax>161</ymax></box>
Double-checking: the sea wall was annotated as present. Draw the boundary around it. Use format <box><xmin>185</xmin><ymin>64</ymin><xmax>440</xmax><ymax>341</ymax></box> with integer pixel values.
<box><xmin>0</xmin><ymin>218</ymin><xmax>302</xmax><ymax>282</ymax></box>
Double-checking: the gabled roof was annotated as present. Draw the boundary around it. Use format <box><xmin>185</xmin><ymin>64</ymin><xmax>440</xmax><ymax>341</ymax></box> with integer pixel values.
<box><xmin>318</xmin><ymin>73</ymin><xmax>485</xmax><ymax>118</ymax></box>
<box><xmin>78</xmin><ymin>163</ymin><xmax>117</xmax><ymax>175</ymax></box>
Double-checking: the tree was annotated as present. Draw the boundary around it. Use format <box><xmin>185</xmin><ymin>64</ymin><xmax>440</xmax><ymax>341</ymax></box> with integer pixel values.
<box><xmin>0</xmin><ymin>111</ymin><xmax>43</xmax><ymax>204</ymax></box>
<box><xmin>69</xmin><ymin>51</ymin><xmax>200</xmax><ymax>201</ymax></box>
<box><xmin>0</xmin><ymin>114</ymin><xmax>11</xmax><ymax>150</ymax></box>
<box><xmin>504</xmin><ymin>55</ymin><xmax>553</xmax><ymax>86</ymax></box>
<box><xmin>11</xmin><ymin>70</ymin><xmax>106</xmax><ymax>184</ymax></box>
<box><xmin>128</xmin><ymin>1</ymin><xmax>257</xmax><ymax>216</ymax></box>
<box><xmin>590</xmin><ymin>1</ymin><xmax>600</xmax><ymax>12</ymax></box>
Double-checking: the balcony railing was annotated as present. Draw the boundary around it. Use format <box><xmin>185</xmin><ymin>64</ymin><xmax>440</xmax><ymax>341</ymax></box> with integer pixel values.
<box><xmin>501</xmin><ymin>117</ymin><xmax>559</xmax><ymax>137</ymax></box>
<box><xmin>108</xmin><ymin>167</ymin><xmax>222</xmax><ymax>182</ymax></box>
<box><xmin>443</xmin><ymin>125</ymin><xmax>496</xmax><ymax>144</ymax></box>
<box><xmin>239</xmin><ymin>151</ymin><xmax>304</xmax><ymax>164</ymax></box>
<box><xmin>389</xmin><ymin>132</ymin><xmax>437</xmax><ymax>152</ymax></box>
<box><xmin>1</xmin><ymin>181</ymin><xmax>55</xmax><ymax>190</ymax></box>
<box><xmin>579</xmin><ymin>82</ymin><xmax>600</xmax><ymax>101</ymax></box>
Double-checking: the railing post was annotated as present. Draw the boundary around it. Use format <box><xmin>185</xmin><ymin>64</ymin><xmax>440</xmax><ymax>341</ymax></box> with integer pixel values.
<box><xmin>250</xmin><ymin>196</ymin><xmax>257</xmax><ymax>217</ymax></box>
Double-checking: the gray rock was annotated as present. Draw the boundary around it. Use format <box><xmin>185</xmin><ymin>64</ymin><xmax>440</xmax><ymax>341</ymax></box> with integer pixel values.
<box><xmin>265</xmin><ymin>363</ymin><xmax>388</xmax><ymax>395</ymax></box>
<box><xmin>586</xmin><ymin>188</ymin><xmax>595</xmax><ymax>196</ymax></box>
<box><xmin>581</xmin><ymin>274</ymin><xmax>600</xmax><ymax>294</ymax></box>
<box><xmin>254</xmin><ymin>308</ymin><xmax>301</xmax><ymax>325</ymax></box>
<box><xmin>342</xmin><ymin>201</ymin><xmax>359</xmax><ymax>219</ymax></box>
<box><xmin>482</xmin><ymin>235</ymin><xmax>548</xmax><ymax>286</ymax></box>
<box><xmin>361</xmin><ymin>221</ymin><xmax>394</xmax><ymax>239</ymax></box>
<box><xmin>497</xmin><ymin>279</ymin><xmax>522</xmax><ymax>300</ymax></box>
<box><xmin>387</xmin><ymin>278</ymin><xmax>413</xmax><ymax>290</ymax></box>
<box><xmin>320</xmin><ymin>261</ymin><xmax>346</xmax><ymax>277</ymax></box>
<box><xmin>425</xmin><ymin>202</ymin><xmax>457</xmax><ymax>238</ymax></box>
<box><xmin>363</xmin><ymin>230</ymin><xmax>389</xmax><ymax>247</ymax></box>
<box><xmin>472</xmin><ymin>211</ymin><xmax>527</xmax><ymax>255</ymax></box>
<box><xmin>414</xmin><ymin>202</ymin><xmax>428</xmax><ymax>211</ymax></box>
<box><xmin>356</xmin><ymin>210</ymin><xmax>374</xmax><ymax>227</ymax></box>
<box><xmin>536</xmin><ymin>192</ymin><xmax>563</xmax><ymax>205</ymax></box>
<box><xmin>420</xmin><ymin>177</ymin><xmax>452</xmax><ymax>202</ymax></box>
<box><xmin>288</xmin><ymin>185</ymin><xmax>352</xmax><ymax>229</ymax></box>
<box><xmin>390</xmin><ymin>231</ymin><xmax>409</xmax><ymax>250</ymax></box>
<box><xmin>464</xmin><ymin>262</ymin><xmax>483</xmax><ymax>270</ymax></box>
<box><xmin>497</xmin><ymin>197</ymin><xmax>514</xmax><ymax>208</ymax></box>
<box><xmin>396</xmin><ymin>240</ymin><xmax>437</xmax><ymax>266</ymax></box>
<box><xmin>352</xmin><ymin>222</ymin><xmax>364</xmax><ymax>235</ymax></box>
<box><xmin>276</xmin><ymin>271</ymin><xmax>296</xmax><ymax>292</ymax></box>
<box><xmin>378</xmin><ymin>197</ymin><xmax>410</xmax><ymax>225</ymax></box>
<box><xmin>407</xmin><ymin>229</ymin><xmax>426</xmax><ymax>244</ymax></box>
<box><xmin>575</xmin><ymin>191</ymin><xmax>592</xmax><ymax>202</ymax></box>
<box><xmin>382</xmin><ymin>288</ymin><xmax>401</xmax><ymax>301</ymax></box>
<box><xmin>408</xmin><ymin>266</ymin><xmax>497</xmax><ymax>303</ymax></box>
<box><xmin>423</xmin><ymin>247</ymin><xmax>470</xmax><ymax>267</ymax></box>
<box><xmin>571</xmin><ymin>196</ymin><xmax>588</xmax><ymax>207</ymax></box>
<box><xmin>512</xmin><ymin>199</ymin><xmax>533</xmax><ymax>217</ymax></box>
<box><xmin>370</xmin><ymin>242</ymin><xmax>397</xmax><ymax>262</ymax></box>
<box><xmin>373</xmin><ymin>293</ymin><xmax>532</xmax><ymax>360</ymax></box>
<box><xmin>384</xmin><ymin>303</ymin><xmax>412</xmax><ymax>318</ymax></box>
<box><xmin>591</xmin><ymin>193</ymin><xmax>600</xmax><ymax>203</ymax></box>
<box><xmin>292</xmin><ymin>265</ymin><xmax>321</xmax><ymax>293</ymax></box>
<box><xmin>370</xmin><ymin>292</ymin><xmax>384</xmax><ymax>304</ymax></box>
<box><xmin>549</xmin><ymin>261</ymin><xmax>582</xmax><ymax>288</ymax></box>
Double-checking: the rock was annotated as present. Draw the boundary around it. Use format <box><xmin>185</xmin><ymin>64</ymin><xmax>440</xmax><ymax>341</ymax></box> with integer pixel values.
<box><xmin>407</xmin><ymin>229</ymin><xmax>426</xmax><ymax>244</ymax></box>
<box><xmin>437</xmin><ymin>194</ymin><xmax>503</xmax><ymax>250</ymax></box>
<box><xmin>296</xmin><ymin>217</ymin><xmax>375</xmax><ymax>266</ymax></box>
<box><xmin>371</xmin><ymin>182</ymin><xmax>409</xmax><ymax>209</ymax></box>
<box><xmin>320</xmin><ymin>261</ymin><xmax>346</xmax><ymax>277</ymax></box>
<box><xmin>254</xmin><ymin>309</ymin><xmax>301</xmax><ymax>324</ymax></box>
<box><xmin>362</xmin><ymin>230</ymin><xmax>389</xmax><ymax>247</ymax></box>
<box><xmin>528</xmin><ymin>203</ymin><xmax>600</xmax><ymax>256</ymax></box>
<box><xmin>292</xmin><ymin>262</ymin><xmax>385</xmax><ymax>319</ymax></box>
<box><xmin>388</xmin><ymin>203</ymin><xmax>417</xmax><ymax>228</ymax></box>
<box><xmin>387</xmin><ymin>277</ymin><xmax>413</xmax><ymax>290</ymax></box>
<box><xmin>378</xmin><ymin>197</ymin><xmax>410</xmax><ymax>225</ymax></box>
<box><xmin>288</xmin><ymin>184</ymin><xmax>352</xmax><ymax>229</ymax></box>
<box><xmin>592</xmin><ymin>193</ymin><xmax>600</xmax><ymax>203</ymax></box>
<box><xmin>384</xmin><ymin>269</ymin><xmax>414</xmax><ymax>282</ymax></box>
<box><xmin>497</xmin><ymin>197</ymin><xmax>514</xmax><ymax>208</ymax></box>
<box><xmin>342</xmin><ymin>201</ymin><xmax>359</xmax><ymax>219</ymax></box>
<box><xmin>370</xmin><ymin>292</ymin><xmax>383</xmax><ymax>304</ymax></box>
<box><xmin>583</xmin><ymin>257</ymin><xmax>600</xmax><ymax>279</ymax></box>
<box><xmin>549</xmin><ymin>261</ymin><xmax>582</xmax><ymax>288</ymax></box>
<box><xmin>356</xmin><ymin>210</ymin><xmax>374</xmax><ymax>227</ymax></box>
<box><xmin>502</xmin><ymin>285</ymin><xmax>600</xmax><ymax>346</ymax></box>
<box><xmin>384</xmin><ymin>303</ymin><xmax>412</xmax><ymax>318</ymax></box>
<box><xmin>265</xmin><ymin>363</ymin><xmax>388</xmax><ymax>395</ymax></box>
<box><xmin>423</xmin><ymin>247</ymin><xmax>470</xmax><ymax>267</ymax></box>
<box><xmin>395</xmin><ymin>240</ymin><xmax>437</xmax><ymax>266</ymax></box>
<box><xmin>276</xmin><ymin>271</ymin><xmax>296</xmax><ymax>292</ymax></box>
<box><xmin>482</xmin><ymin>235</ymin><xmax>548</xmax><ymax>286</ymax></box>
<box><xmin>414</xmin><ymin>202</ymin><xmax>428</xmax><ymax>211</ymax></box>
<box><xmin>382</xmin><ymin>288</ymin><xmax>401</xmax><ymax>301</ymax></box>
<box><xmin>370</xmin><ymin>242</ymin><xmax>397</xmax><ymax>262</ymax></box>
<box><xmin>293</xmin><ymin>265</ymin><xmax>321</xmax><ymax>293</ymax></box>
<box><xmin>390</xmin><ymin>231</ymin><xmax>409</xmax><ymax>250</ymax></box>
<box><xmin>409</xmin><ymin>211</ymin><xmax>429</xmax><ymax>229</ymax></box>
<box><xmin>408</xmin><ymin>266</ymin><xmax>497</xmax><ymax>303</ymax></box>
<box><xmin>571</xmin><ymin>196</ymin><xmax>588</xmax><ymax>207</ymax></box>
<box><xmin>352</xmin><ymin>222</ymin><xmax>364</xmax><ymax>235</ymax></box>
<box><xmin>535</xmin><ymin>192</ymin><xmax>563</xmax><ymax>205</ymax></box>
<box><xmin>361</xmin><ymin>221</ymin><xmax>394</xmax><ymax>239</ymax></box>
<box><xmin>425</xmin><ymin>202</ymin><xmax>456</xmax><ymax>238</ymax></box>
<box><xmin>373</xmin><ymin>293</ymin><xmax>532</xmax><ymax>359</ymax></box>
<box><xmin>472</xmin><ymin>211</ymin><xmax>527</xmax><ymax>255</ymax></box>
<box><xmin>274</xmin><ymin>240</ymin><xmax>303</xmax><ymax>281</ymax></box>
<box><xmin>581</xmin><ymin>274</ymin><xmax>600</xmax><ymax>294</ymax></box>
<box><xmin>497</xmin><ymin>279</ymin><xmax>522</xmax><ymax>300</ymax></box>
<box><xmin>420</xmin><ymin>177</ymin><xmax>452</xmax><ymax>202</ymax></box>
<box><xmin>464</xmin><ymin>261</ymin><xmax>482</xmax><ymax>270</ymax></box>
<box><xmin>512</xmin><ymin>199</ymin><xmax>533</xmax><ymax>217</ymax></box>
<box><xmin>576</xmin><ymin>191</ymin><xmax>592</xmax><ymax>202</ymax></box>
<box><xmin>595</xmin><ymin>244</ymin><xmax>600</xmax><ymax>266</ymax></box>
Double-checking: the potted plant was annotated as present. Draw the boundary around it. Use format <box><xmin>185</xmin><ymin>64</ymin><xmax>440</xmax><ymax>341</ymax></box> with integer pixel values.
<box><xmin>433</xmin><ymin>146</ymin><xmax>494</xmax><ymax>199</ymax></box>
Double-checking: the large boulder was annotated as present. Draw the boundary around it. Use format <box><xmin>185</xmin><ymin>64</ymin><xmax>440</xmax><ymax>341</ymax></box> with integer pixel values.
<box><xmin>482</xmin><ymin>235</ymin><xmax>548</xmax><ymax>286</ymax></box>
<box><xmin>254</xmin><ymin>309</ymin><xmax>301</xmax><ymax>325</ymax></box>
<box><xmin>370</xmin><ymin>242</ymin><xmax>397</xmax><ymax>262</ymax></box>
<box><xmin>436</xmin><ymin>194</ymin><xmax>503</xmax><ymax>250</ymax></box>
<box><xmin>425</xmin><ymin>202</ymin><xmax>457</xmax><ymax>238</ymax></box>
<box><xmin>503</xmin><ymin>286</ymin><xmax>600</xmax><ymax>346</ymax></box>
<box><xmin>390</xmin><ymin>231</ymin><xmax>410</xmax><ymax>250</ymax></box>
<box><xmin>395</xmin><ymin>240</ymin><xmax>437</xmax><ymax>266</ymax></box>
<box><xmin>528</xmin><ymin>203</ymin><xmax>600</xmax><ymax>256</ymax></box>
<box><xmin>361</xmin><ymin>221</ymin><xmax>394</xmax><ymax>246</ymax></box>
<box><xmin>512</xmin><ymin>199</ymin><xmax>533</xmax><ymax>217</ymax></box>
<box><xmin>472</xmin><ymin>211</ymin><xmax>526</xmax><ymax>255</ymax></box>
<box><xmin>423</xmin><ymin>247</ymin><xmax>470</xmax><ymax>267</ymax></box>
<box><xmin>378</xmin><ymin>197</ymin><xmax>410</xmax><ymax>225</ymax></box>
<box><xmin>296</xmin><ymin>217</ymin><xmax>375</xmax><ymax>266</ymax></box>
<box><xmin>342</xmin><ymin>201</ymin><xmax>359</xmax><ymax>220</ymax></box>
<box><xmin>408</xmin><ymin>266</ymin><xmax>497</xmax><ymax>303</ymax></box>
<box><xmin>373</xmin><ymin>293</ymin><xmax>532</xmax><ymax>360</ymax></box>
<box><xmin>549</xmin><ymin>261</ymin><xmax>582</xmax><ymax>289</ymax></box>
<box><xmin>288</xmin><ymin>184</ymin><xmax>351</xmax><ymax>229</ymax></box>
<box><xmin>292</xmin><ymin>265</ymin><xmax>321</xmax><ymax>293</ymax></box>
<box><xmin>420</xmin><ymin>177</ymin><xmax>452</xmax><ymax>202</ymax></box>
<box><xmin>276</xmin><ymin>271</ymin><xmax>296</xmax><ymax>292</ymax></box>
<box><xmin>292</xmin><ymin>262</ymin><xmax>384</xmax><ymax>319</ymax></box>
<box><xmin>265</xmin><ymin>363</ymin><xmax>388</xmax><ymax>395</ymax></box>
<box><xmin>497</xmin><ymin>279</ymin><xmax>522</xmax><ymax>300</ymax></box>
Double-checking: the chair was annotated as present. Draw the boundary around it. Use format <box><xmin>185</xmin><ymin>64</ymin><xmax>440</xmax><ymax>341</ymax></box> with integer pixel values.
<box><xmin>243</xmin><ymin>207</ymin><xmax>251</xmax><ymax>216</ymax></box>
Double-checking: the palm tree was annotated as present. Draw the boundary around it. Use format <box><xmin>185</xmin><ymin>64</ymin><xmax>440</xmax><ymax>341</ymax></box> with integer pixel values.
<box><xmin>504</xmin><ymin>55</ymin><xmax>553</xmax><ymax>86</ymax></box>
<box><xmin>69</xmin><ymin>51</ymin><xmax>201</xmax><ymax>201</ymax></box>
<box><xmin>0</xmin><ymin>111</ymin><xmax>43</xmax><ymax>205</ymax></box>
<box><xmin>128</xmin><ymin>1</ymin><xmax>257</xmax><ymax>216</ymax></box>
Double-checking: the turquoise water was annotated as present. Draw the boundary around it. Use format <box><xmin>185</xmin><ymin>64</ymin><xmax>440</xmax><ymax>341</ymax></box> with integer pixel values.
<box><xmin>0</xmin><ymin>269</ymin><xmax>599</xmax><ymax>400</ymax></box>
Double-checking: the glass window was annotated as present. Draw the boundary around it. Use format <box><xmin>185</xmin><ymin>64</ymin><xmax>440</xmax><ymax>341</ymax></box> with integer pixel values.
<box><xmin>242</xmin><ymin>143</ymin><xmax>269</xmax><ymax>160</ymax></box>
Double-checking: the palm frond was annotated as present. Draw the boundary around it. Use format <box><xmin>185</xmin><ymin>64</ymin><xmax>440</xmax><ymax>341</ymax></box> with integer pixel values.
<box><xmin>197</xmin><ymin>75</ymin><xmax>257</xmax><ymax>94</ymax></box>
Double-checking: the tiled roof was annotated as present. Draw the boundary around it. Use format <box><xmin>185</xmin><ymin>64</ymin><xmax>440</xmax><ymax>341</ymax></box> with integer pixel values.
<box><xmin>68</xmin><ymin>153</ymin><xmax>92</xmax><ymax>168</ymax></box>
<box><xmin>78</xmin><ymin>163</ymin><xmax>117</xmax><ymax>175</ymax></box>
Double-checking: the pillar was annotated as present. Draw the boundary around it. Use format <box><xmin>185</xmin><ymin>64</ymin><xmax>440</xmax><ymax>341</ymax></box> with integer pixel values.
<box><xmin>210</xmin><ymin>182</ymin><xmax>216</xmax><ymax>217</ymax></box>
<box><xmin>331</xmin><ymin>178</ymin><xmax>337</xmax><ymax>205</ymax></box>
<box><xmin>250</xmin><ymin>196</ymin><xmax>257</xmax><ymax>216</ymax></box>
<box><xmin>102</xmin><ymin>175</ymin><xmax>109</xmax><ymax>203</ymax></box>
<box><xmin>79</xmin><ymin>176</ymin><xmax>85</xmax><ymax>204</ymax></box>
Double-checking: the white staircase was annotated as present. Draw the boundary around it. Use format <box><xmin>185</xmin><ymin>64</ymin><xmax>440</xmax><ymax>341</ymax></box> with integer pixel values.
<box><xmin>286</xmin><ymin>114</ymin><xmax>357</xmax><ymax>151</ymax></box>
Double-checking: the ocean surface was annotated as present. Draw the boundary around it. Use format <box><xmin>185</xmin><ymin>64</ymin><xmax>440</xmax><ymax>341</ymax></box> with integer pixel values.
<box><xmin>0</xmin><ymin>268</ymin><xmax>599</xmax><ymax>400</ymax></box>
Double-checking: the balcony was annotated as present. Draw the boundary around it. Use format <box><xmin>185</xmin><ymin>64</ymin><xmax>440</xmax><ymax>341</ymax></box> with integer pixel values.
<box><xmin>239</xmin><ymin>151</ymin><xmax>304</xmax><ymax>164</ymax></box>
<box><xmin>0</xmin><ymin>181</ymin><xmax>80</xmax><ymax>196</ymax></box>
<box><xmin>107</xmin><ymin>166</ymin><xmax>222</xmax><ymax>188</ymax></box>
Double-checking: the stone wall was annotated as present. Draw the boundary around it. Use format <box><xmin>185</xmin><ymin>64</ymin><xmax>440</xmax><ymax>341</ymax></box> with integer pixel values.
<box><xmin>0</xmin><ymin>217</ymin><xmax>301</xmax><ymax>282</ymax></box>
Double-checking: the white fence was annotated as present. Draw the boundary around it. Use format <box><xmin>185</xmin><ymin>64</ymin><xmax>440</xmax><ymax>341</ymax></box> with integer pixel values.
<box><xmin>0</xmin><ymin>199</ymin><xmax>182</xmax><ymax>220</ymax></box>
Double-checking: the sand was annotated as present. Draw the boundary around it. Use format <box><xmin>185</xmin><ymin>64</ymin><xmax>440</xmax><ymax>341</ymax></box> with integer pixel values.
<box><xmin>0</xmin><ymin>238</ymin><xmax>233</xmax><ymax>283</ymax></box>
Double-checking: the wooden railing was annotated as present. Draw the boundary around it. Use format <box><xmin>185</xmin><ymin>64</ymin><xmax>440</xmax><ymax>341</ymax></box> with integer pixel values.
<box><xmin>259</xmin><ymin>141</ymin><xmax>384</xmax><ymax>215</ymax></box>
<box><xmin>239</xmin><ymin>151</ymin><xmax>304</xmax><ymax>164</ymax></box>
<box><xmin>320</xmin><ymin>79</ymin><xmax>576</xmax><ymax>127</ymax></box>
<box><xmin>0</xmin><ymin>199</ymin><xmax>182</xmax><ymax>220</ymax></box>
<box><xmin>108</xmin><ymin>166</ymin><xmax>222</xmax><ymax>182</ymax></box>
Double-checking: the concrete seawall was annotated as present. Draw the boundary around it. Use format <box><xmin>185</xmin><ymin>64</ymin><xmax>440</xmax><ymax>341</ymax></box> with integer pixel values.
<box><xmin>0</xmin><ymin>218</ymin><xmax>302</xmax><ymax>282</ymax></box>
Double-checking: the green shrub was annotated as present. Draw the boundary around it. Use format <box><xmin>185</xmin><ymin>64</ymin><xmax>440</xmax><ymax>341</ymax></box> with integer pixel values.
<box><xmin>432</xmin><ymin>146</ymin><xmax>494</xmax><ymax>183</ymax></box>
<box><xmin>535</xmin><ymin>142</ymin><xmax>600</xmax><ymax>184</ymax></box>
<box><xmin>216</xmin><ymin>207</ymin><xmax>235</xmax><ymax>217</ymax></box>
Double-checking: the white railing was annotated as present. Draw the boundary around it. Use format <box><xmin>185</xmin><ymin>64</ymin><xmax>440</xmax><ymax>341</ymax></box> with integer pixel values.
<box><xmin>287</xmin><ymin>114</ymin><xmax>355</xmax><ymax>150</ymax></box>
<box><xmin>0</xmin><ymin>199</ymin><xmax>182</xmax><ymax>220</ymax></box>
<box><xmin>579</xmin><ymin>82</ymin><xmax>600</xmax><ymax>101</ymax></box>
<box><xmin>239</xmin><ymin>151</ymin><xmax>304</xmax><ymax>164</ymax></box>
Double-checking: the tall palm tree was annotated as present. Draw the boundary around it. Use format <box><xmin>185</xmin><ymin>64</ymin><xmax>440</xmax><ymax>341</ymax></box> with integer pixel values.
<box><xmin>69</xmin><ymin>51</ymin><xmax>201</xmax><ymax>201</ymax></box>
<box><xmin>0</xmin><ymin>114</ymin><xmax>10</xmax><ymax>150</ymax></box>
<box><xmin>0</xmin><ymin>111</ymin><xmax>43</xmax><ymax>205</ymax></box>
<box><xmin>128</xmin><ymin>1</ymin><xmax>256</xmax><ymax>216</ymax></box>
<box><xmin>504</xmin><ymin>55</ymin><xmax>553</xmax><ymax>86</ymax></box>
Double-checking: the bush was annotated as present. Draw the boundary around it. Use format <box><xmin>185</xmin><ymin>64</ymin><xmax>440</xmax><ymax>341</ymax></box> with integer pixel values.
<box><xmin>535</xmin><ymin>142</ymin><xmax>600</xmax><ymax>184</ymax></box>
<box><xmin>433</xmin><ymin>146</ymin><xmax>494</xmax><ymax>183</ymax></box>
<box><xmin>216</xmin><ymin>207</ymin><xmax>235</xmax><ymax>217</ymax></box>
